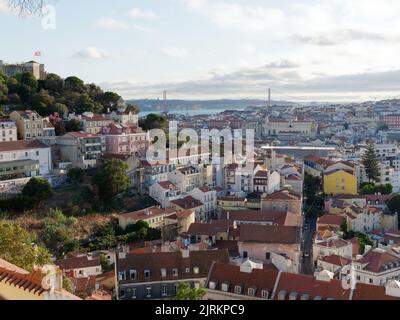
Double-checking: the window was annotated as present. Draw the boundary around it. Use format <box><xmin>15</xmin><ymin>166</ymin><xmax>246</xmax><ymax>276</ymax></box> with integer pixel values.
<box><xmin>265</xmin><ymin>252</ymin><xmax>271</xmax><ymax>260</ymax></box>
<box><xmin>261</xmin><ymin>290</ymin><xmax>269</xmax><ymax>299</ymax></box>
<box><xmin>369</xmin><ymin>278</ymin><xmax>374</xmax><ymax>284</ymax></box>
<box><xmin>144</xmin><ymin>269</ymin><xmax>151</xmax><ymax>279</ymax></box>
<box><xmin>120</xmin><ymin>289</ymin><xmax>126</xmax><ymax>298</ymax></box>
<box><xmin>161</xmin><ymin>268</ymin><xmax>167</xmax><ymax>278</ymax></box>
<box><xmin>248</xmin><ymin>288</ymin><xmax>256</xmax><ymax>296</ymax></box>
<box><xmin>221</xmin><ymin>283</ymin><xmax>229</xmax><ymax>292</ymax></box>
<box><xmin>118</xmin><ymin>271</ymin><xmax>126</xmax><ymax>281</ymax></box>
<box><xmin>173</xmin><ymin>284</ymin><xmax>178</xmax><ymax>294</ymax></box>
<box><xmin>132</xmin><ymin>287</ymin><xmax>137</xmax><ymax>299</ymax></box>
<box><xmin>146</xmin><ymin>287</ymin><xmax>152</xmax><ymax>298</ymax></box>
<box><xmin>185</xmin><ymin>267</ymin><xmax>190</xmax><ymax>274</ymax></box>
<box><xmin>243</xmin><ymin>251</ymin><xmax>248</xmax><ymax>259</ymax></box>
<box><xmin>130</xmin><ymin>270</ymin><xmax>137</xmax><ymax>280</ymax></box>
<box><xmin>193</xmin><ymin>267</ymin><xmax>199</xmax><ymax>274</ymax></box>
<box><xmin>162</xmin><ymin>285</ymin><xmax>168</xmax><ymax>296</ymax></box>
<box><xmin>172</xmin><ymin>268</ymin><xmax>179</xmax><ymax>277</ymax></box>
<box><xmin>235</xmin><ymin>286</ymin><xmax>242</xmax><ymax>294</ymax></box>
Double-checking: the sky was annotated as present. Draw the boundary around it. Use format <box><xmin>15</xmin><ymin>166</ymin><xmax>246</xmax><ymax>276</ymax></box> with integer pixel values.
<box><xmin>1</xmin><ymin>0</ymin><xmax>400</xmax><ymax>102</ymax></box>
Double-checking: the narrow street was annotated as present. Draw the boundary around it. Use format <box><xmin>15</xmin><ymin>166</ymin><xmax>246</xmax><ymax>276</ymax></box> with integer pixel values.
<box><xmin>301</xmin><ymin>216</ymin><xmax>317</xmax><ymax>275</ymax></box>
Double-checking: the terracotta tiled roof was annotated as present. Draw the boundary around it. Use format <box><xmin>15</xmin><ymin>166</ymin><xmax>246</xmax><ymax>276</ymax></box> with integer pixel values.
<box><xmin>316</xmin><ymin>239</ymin><xmax>350</xmax><ymax>249</ymax></box>
<box><xmin>239</xmin><ymin>225</ymin><xmax>300</xmax><ymax>244</ymax></box>
<box><xmin>274</xmin><ymin>272</ymin><xmax>351</xmax><ymax>300</ymax></box>
<box><xmin>317</xmin><ymin>214</ymin><xmax>345</xmax><ymax>226</ymax></box>
<box><xmin>119</xmin><ymin>207</ymin><xmax>176</xmax><ymax>221</ymax></box>
<box><xmin>208</xmin><ymin>263</ymin><xmax>279</xmax><ymax>298</ymax></box>
<box><xmin>72</xmin><ymin>275</ymin><xmax>97</xmax><ymax>293</ymax></box>
<box><xmin>0</xmin><ymin>266</ymin><xmax>47</xmax><ymax>296</ymax></box>
<box><xmin>55</xmin><ymin>255</ymin><xmax>101</xmax><ymax>271</ymax></box>
<box><xmin>255</xmin><ymin>171</ymin><xmax>269</xmax><ymax>178</ymax></box>
<box><xmin>158</xmin><ymin>181</ymin><xmax>178</xmax><ymax>190</ymax></box>
<box><xmin>221</xmin><ymin>210</ymin><xmax>289</xmax><ymax>226</ymax></box>
<box><xmin>214</xmin><ymin>241</ymin><xmax>239</xmax><ymax>256</ymax></box>
<box><xmin>67</xmin><ymin>132</ymin><xmax>99</xmax><ymax>139</ymax></box>
<box><xmin>320</xmin><ymin>255</ymin><xmax>351</xmax><ymax>267</ymax></box>
<box><xmin>353</xmin><ymin>283</ymin><xmax>400</xmax><ymax>300</ymax></box>
<box><xmin>0</xmin><ymin>139</ymin><xmax>49</xmax><ymax>152</ymax></box>
<box><xmin>264</xmin><ymin>190</ymin><xmax>301</xmax><ymax>201</ymax></box>
<box><xmin>117</xmin><ymin>249</ymin><xmax>229</xmax><ymax>283</ymax></box>
<box><xmin>357</xmin><ymin>250</ymin><xmax>400</xmax><ymax>273</ymax></box>
<box><xmin>324</xmin><ymin>169</ymin><xmax>355</xmax><ymax>176</ymax></box>
<box><xmin>187</xmin><ymin>221</ymin><xmax>233</xmax><ymax>236</ymax></box>
<box><xmin>171</xmin><ymin>196</ymin><xmax>203</xmax><ymax>210</ymax></box>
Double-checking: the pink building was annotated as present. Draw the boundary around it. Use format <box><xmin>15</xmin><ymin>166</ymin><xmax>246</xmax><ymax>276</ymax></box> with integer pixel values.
<box><xmin>101</xmin><ymin>123</ymin><xmax>149</xmax><ymax>157</ymax></box>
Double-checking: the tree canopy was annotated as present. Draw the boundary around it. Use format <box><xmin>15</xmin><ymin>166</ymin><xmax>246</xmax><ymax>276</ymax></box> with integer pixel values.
<box><xmin>175</xmin><ymin>283</ymin><xmax>206</xmax><ymax>300</ymax></box>
<box><xmin>92</xmin><ymin>159</ymin><xmax>130</xmax><ymax>205</ymax></box>
<box><xmin>362</xmin><ymin>142</ymin><xmax>380</xmax><ymax>183</ymax></box>
<box><xmin>0</xmin><ymin>70</ymin><xmax>122</xmax><ymax>116</ymax></box>
<box><xmin>0</xmin><ymin>221</ymin><xmax>51</xmax><ymax>271</ymax></box>
<box><xmin>388</xmin><ymin>194</ymin><xmax>400</xmax><ymax>214</ymax></box>
<box><xmin>139</xmin><ymin>113</ymin><xmax>168</xmax><ymax>131</ymax></box>
<box><xmin>22</xmin><ymin>177</ymin><xmax>53</xmax><ymax>203</ymax></box>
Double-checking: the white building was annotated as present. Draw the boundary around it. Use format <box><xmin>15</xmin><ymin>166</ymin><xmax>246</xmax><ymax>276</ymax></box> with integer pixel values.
<box><xmin>313</xmin><ymin>238</ymin><xmax>353</xmax><ymax>264</ymax></box>
<box><xmin>189</xmin><ymin>186</ymin><xmax>217</xmax><ymax>220</ymax></box>
<box><xmin>149</xmin><ymin>181</ymin><xmax>183</xmax><ymax>208</ymax></box>
<box><xmin>168</xmin><ymin>166</ymin><xmax>201</xmax><ymax>193</ymax></box>
<box><xmin>352</xmin><ymin>249</ymin><xmax>400</xmax><ymax>286</ymax></box>
<box><xmin>0</xmin><ymin>140</ymin><xmax>52</xmax><ymax>181</ymax></box>
<box><xmin>0</xmin><ymin>119</ymin><xmax>17</xmax><ymax>142</ymax></box>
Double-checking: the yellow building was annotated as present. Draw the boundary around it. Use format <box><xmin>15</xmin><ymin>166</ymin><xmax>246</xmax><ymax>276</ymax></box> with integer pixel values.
<box><xmin>324</xmin><ymin>169</ymin><xmax>357</xmax><ymax>195</ymax></box>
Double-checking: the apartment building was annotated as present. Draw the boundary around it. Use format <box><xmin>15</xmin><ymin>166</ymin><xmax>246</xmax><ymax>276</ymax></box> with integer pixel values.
<box><xmin>58</xmin><ymin>132</ymin><xmax>105</xmax><ymax>169</ymax></box>
<box><xmin>0</xmin><ymin>118</ymin><xmax>17</xmax><ymax>142</ymax></box>
<box><xmin>10</xmin><ymin>110</ymin><xmax>44</xmax><ymax>140</ymax></box>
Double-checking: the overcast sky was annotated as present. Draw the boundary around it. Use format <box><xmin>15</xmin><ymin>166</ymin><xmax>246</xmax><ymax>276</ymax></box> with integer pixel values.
<box><xmin>1</xmin><ymin>0</ymin><xmax>400</xmax><ymax>102</ymax></box>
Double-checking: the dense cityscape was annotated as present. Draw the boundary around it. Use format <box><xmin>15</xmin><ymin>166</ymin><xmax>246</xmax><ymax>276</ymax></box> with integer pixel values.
<box><xmin>1</xmin><ymin>0</ymin><xmax>400</xmax><ymax>308</ymax></box>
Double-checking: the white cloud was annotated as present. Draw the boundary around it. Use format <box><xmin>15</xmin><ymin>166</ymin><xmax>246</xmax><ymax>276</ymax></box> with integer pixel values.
<box><xmin>162</xmin><ymin>47</ymin><xmax>189</xmax><ymax>59</ymax></box>
<box><xmin>97</xmin><ymin>17</ymin><xmax>149</xmax><ymax>31</ymax></box>
<box><xmin>74</xmin><ymin>47</ymin><xmax>109</xmax><ymax>60</ymax></box>
<box><xmin>0</xmin><ymin>0</ymin><xmax>11</xmax><ymax>13</ymax></box>
<box><xmin>181</xmin><ymin>0</ymin><xmax>285</xmax><ymax>33</ymax></box>
<box><xmin>129</xmin><ymin>8</ymin><xmax>158</xmax><ymax>19</ymax></box>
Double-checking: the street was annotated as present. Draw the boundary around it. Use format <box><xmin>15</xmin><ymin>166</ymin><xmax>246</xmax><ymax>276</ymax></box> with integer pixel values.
<box><xmin>301</xmin><ymin>216</ymin><xmax>317</xmax><ymax>275</ymax></box>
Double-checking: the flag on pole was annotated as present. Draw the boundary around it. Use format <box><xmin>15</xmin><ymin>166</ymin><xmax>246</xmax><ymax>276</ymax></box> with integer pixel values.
<box><xmin>34</xmin><ymin>51</ymin><xmax>42</xmax><ymax>57</ymax></box>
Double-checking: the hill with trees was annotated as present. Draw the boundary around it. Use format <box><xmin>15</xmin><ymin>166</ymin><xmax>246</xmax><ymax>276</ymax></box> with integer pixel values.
<box><xmin>0</xmin><ymin>70</ymin><xmax>123</xmax><ymax>116</ymax></box>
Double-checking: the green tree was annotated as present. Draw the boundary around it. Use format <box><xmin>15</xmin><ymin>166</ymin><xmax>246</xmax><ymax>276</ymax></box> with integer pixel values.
<box><xmin>22</xmin><ymin>177</ymin><xmax>53</xmax><ymax>204</ymax></box>
<box><xmin>64</xmin><ymin>76</ymin><xmax>85</xmax><ymax>93</ymax></box>
<box><xmin>67</xmin><ymin>167</ymin><xmax>84</xmax><ymax>184</ymax></box>
<box><xmin>139</xmin><ymin>113</ymin><xmax>168</xmax><ymax>131</ymax></box>
<box><xmin>360</xmin><ymin>183</ymin><xmax>393</xmax><ymax>195</ymax></box>
<box><xmin>42</xmin><ymin>209</ymin><xmax>78</xmax><ymax>253</ymax></box>
<box><xmin>92</xmin><ymin>159</ymin><xmax>130</xmax><ymax>205</ymax></box>
<box><xmin>0</xmin><ymin>221</ymin><xmax>51</xmax><ymax>271</ymax></box>
<box><xmin>49</xmin><ymin>103</ymin><xmax>68</xmax><ymax>116</ymax></box>
<box><xmin>43</xmin><ymin>73</ymin><xmax>64</xmax><ymax>94</ymax></box>
<box><xmin>175</xmin><ymin>283</ymin><xmax>206</xmax><ymax>300</ymax></box>
<box><xmin>388</xmin><ymin>194</ymin><xmax>400</xmax><ymax>214</ymax></box>
<box><xmin>362</xmin><ymin>142</ymin><xmax>380</xmax><ymax>183</ymax></box>
<box><xmin>65</xmin><ymin>119</ymin><xmax>82</xmax><ymax>132</ymax></box>
<box><xmin>63</xmin><ymin>276</ymin><xmax>75</xmax><ymax>294</ymax></box>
